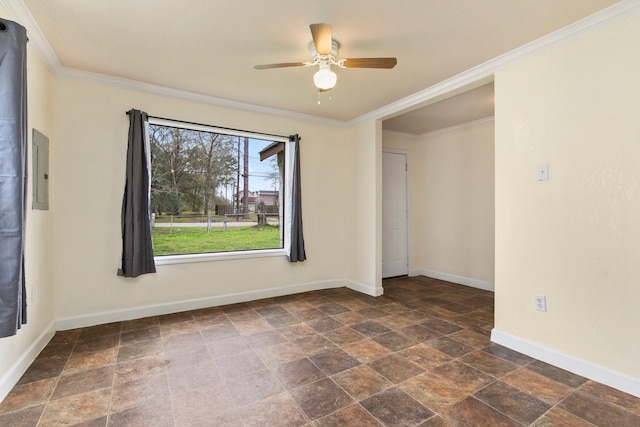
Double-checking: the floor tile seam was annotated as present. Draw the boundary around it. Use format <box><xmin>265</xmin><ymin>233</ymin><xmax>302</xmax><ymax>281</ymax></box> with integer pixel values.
<box><xmin>50</xmin><ymin>364</ymin><xmax>117</xmax><ymax>404</ymax></box>
<box><xmin>315</xmin><ymin>401</ymin><xmax>384</xmax><ymax>427</ymax></box>
<box><xmin>111</xmin><ymin>363</ymin><xmax>171</xmax><ymax>402</ymax></box>
<box><xmin>500</xmin><ymin>365</ymin><xmax>580</xmax><ymax>407</ymax></box>
<box><xmin>158</xmin><ymin>369</ymin><xmax>178</xmax><ymax>427</ymax></box>
<box><xmin>102</xmin><ymin>367</ymin><xmax>118</xmax><ymax>427</ymax></box>
<box><xmin>77</xmin><ymin>325</ymin><xmax>124</xmax><ymax>342</ymax></box>
<box><xmin>418</xmin><ymin>358</ymin><xmax>497</xmax><ymax>392</ymax></box>
<box><xmin>306</xmin><ymin>350</ymin><xmax>359</xmax><ymax>378</ymax></box>
<box><xmin>573</xmin><ymin>380</ymin><xmax>640</xmax><ymax>418</ymax></box>
<box><xmin>451</xmin><ymin>354</ymin><xmax>509</xmax><ymax>381</ymax></box>
<box><xmin>321</xmin><ymin>332</ymin><xmax>366</xmax><ymax>348</ymax></box>
<box><xmin>445</xmin><ymin>335</ymin><xmax>490</xmax><ymax>353</ymax></box>
<box><xmin>302</xmin><ymin>373</ymin><xmax>372</xmax><ymax>422</ymax></box>
<box><xmin>363</xmin><ymin>384</ymin><xmax>436</xmax><ymax>427</ymax></box>
<box><xmin>121</xmin><ymin>318</ymin><xmax>161</xmax><ymax>333</ymax></box>
<box><xmin>105</xmin><ymin>369</ymin><xmax>175</xmax><ymax>426</ymax></box>
<box><xmin>272</xmin><ymin>356</ymin><xmax>327</xmax><ymax>392</ymax></box>
<box><xmin>223</xmin><ymin>359</ymin><xmax>314</xmax><ymax>426</ymax></box>
<box><xmin>268</xmin><ymin>388</ymin><xmax>314</xmax><ymax>425</ymax></box>
<box><xmin>526</xmin><ymin>405</ymin><xmax>598</xmax><ymax>427</ymax></box>
<box><xmin>40</xmin><ymin>385</ymin><xmax>113</xmax><ymax>426</ymax></box>
<box><xmin>554</xmin><ymin>387</ymin><xmax>629</xmax><ymax>426</ymax></box>
<box><xmin>471</xmin><ymin>379</ymin><xmax>554</xmax><ymax>426</ymax></box>
<box><xmin>481</xmin><ymin>347</ymin><xmax>536</xmax><ymax>368</ymax></box>
<box><xmin>245</xmin><ymin>341</ymin><xmax>284</xmax><ymax>372</ymax></box>
<box><xmin>34</xmin><ymin>400</ymin><xmax>48</xmax><ymax>427</ymax></box>
<box><xmin>446</xmin><ymin>394</ymin><xmax>528</xmax><ymax>427</ymax></box>
<box><xmin>365</xmin><ymin>356</ymin><xmax>424</xmax><ymax>386</ymax></box>
<box><xmin>396</xmin><ymin>379</ymin><xmax>461</xmax><ymax>422</ymax></box>
<box><xmin>38</xmin><ymin>371</ymin><xmax>62</xmax><ymax>414</ymax></box>
<box><xmin>227</xmin><ymin>308</ymin><xmax>262</xmax><ymax>323</ymax></box>
<box><xmin>329</xmin><ymin>365</ymin><xmax>395</xmax><ymax>402</ymax></box>
<box><xmin>0</xmin><ymin>375</ymin><xmax>59</xmax><ymax>418</ymax></box>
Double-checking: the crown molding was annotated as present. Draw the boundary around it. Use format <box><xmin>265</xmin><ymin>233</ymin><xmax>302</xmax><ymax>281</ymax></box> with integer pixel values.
<box><xmin>350</xmin><ymin>0</ymin><xmax>640</xmax><ymax>126</ymax></box>
<box><xmin>0</xmin><ymin>0</ymin><xmax>62</xmax><ymax>75</ymax></box>
<box><xmin>3</xmin><ymin>0</ymin><xmax>640</xmax><ymax>128</ymax></box>
<box><xmin>0</xmin><ymin>0</ymin><xmax>347</xmax><ymax>128</ymax></box>
<box><xmin>58</xmin><ymin>67</ymin><xmax>348</xmax><ymax>128</ymax></box>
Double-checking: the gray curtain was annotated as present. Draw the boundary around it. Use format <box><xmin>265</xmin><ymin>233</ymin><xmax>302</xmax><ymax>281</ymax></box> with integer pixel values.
<box><xmin>0</xmin><ymin>18</ymin><xmax>28</xmax><ymax>338</ymax></box>
<box><xmin>288</xmin><ymin>134</ymin><xmax>306</xmax><ymax>262</ymax></box>
<box><xmin>119</xmin><ymin>109</ymin><xmax>156</xmax><ymax>277</ymax></box>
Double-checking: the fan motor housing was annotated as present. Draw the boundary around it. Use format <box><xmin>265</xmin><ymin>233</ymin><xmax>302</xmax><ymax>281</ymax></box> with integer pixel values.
<box><xmin>309</xmin><ymin>39</ymin><xmax>340</xmax><ymax>59</ymax></box>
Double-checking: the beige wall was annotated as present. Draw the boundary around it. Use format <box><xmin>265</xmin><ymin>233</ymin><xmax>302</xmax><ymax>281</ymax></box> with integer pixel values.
<box><xmin>0</xmin><ymin>8</ymin><xmax>377</xmax><ymax>394</ymax></box>
<box><xmin>346</xmin><ymin>120</ymin><xmax>384</xmax><ymax>295</ymax></box>
<box><xmin>383</xmin><ymin>119</ymin><xmax>495</xmax><ymax>289</ymax></box>
<box><xmin>0</xmin><ymin>6</ymin><xmax>56</xmax><ymax>396</ymax></box>
<box><xmin>495</xmin><ymin>12</ymin><xmax>640</xmax><ymax>378</ymax></box>
<box><xmin>5</xmin><ymin>0</ymin><xmax>639</xmax><ymax>401</ymax></box>
<box><xmin>51</xmin><ymin>78</ymin><xmax>356</xmax><ymax>320</ymax></box>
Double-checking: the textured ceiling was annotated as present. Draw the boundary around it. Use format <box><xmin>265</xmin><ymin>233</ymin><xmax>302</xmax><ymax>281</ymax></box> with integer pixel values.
<box><xmin>16</xmin><ymin>0</ymin><xmax>622</xmax><ymax>132</ymax></box>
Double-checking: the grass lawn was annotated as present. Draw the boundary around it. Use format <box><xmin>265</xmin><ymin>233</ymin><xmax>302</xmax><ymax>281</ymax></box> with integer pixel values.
<box><xmin>152</xmin><ymin>225</ymin><xmax>281</xmax><ymax>256</ymax></box>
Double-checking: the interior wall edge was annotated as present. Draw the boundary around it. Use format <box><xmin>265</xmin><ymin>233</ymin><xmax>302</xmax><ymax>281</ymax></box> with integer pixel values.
<box><xmin>491</xmin><ymin>328</ymin><xmax>640</xmax><ymax>399</ymax></box>
<box><xmin>54</xmin><ymin>279</ymin><xmax>351</xmax><ymax>331</ymax></box>
<box><xmin>0</xmin><ymin>321</ymin><xmax>56</xmax><ymax>403</ymax></box>
<box><xmin>355</xmin><ymin>1</ymin><xmax>640</xmax><ymax>127</ymax></box>
<box><xmin>412</xmin><ymin>269</ymin><xmax>495</xmax><ymax>292</ymax></box>
<box><xmin>345</xmin><ymin>280</ymin><xmax>384</xmax><ymax>297</ymax></box>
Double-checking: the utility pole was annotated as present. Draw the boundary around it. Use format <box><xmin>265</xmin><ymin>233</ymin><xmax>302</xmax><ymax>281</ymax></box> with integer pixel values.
<box><xmin>236</xmin><ymin>137</ymin><xmax>240</xmax><ymax>221</ymax></box>
<box><xmin>243</xmin><ymin>137</ymin><xmax>249</xmax><ymax>219</ymax></box>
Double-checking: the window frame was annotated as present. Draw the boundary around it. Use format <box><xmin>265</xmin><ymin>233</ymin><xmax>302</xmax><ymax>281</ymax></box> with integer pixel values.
<box><xmin>147</xmin><ymin>117</ymin><xmax>290</xmax><ymax>265</ymax></box>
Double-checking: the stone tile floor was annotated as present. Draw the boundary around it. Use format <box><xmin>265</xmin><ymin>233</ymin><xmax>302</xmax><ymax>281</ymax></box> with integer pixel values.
<box><xmin>1</xmin><ymin>276</ymin><xmax>639</xmax><ymax>426</ymax></box>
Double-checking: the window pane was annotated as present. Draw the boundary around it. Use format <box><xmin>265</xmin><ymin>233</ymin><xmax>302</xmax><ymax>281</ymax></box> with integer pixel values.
<box><xmin>149</xmin><ymin>124</ymin><xmax>283</xmax><ymax>256</ymax></box>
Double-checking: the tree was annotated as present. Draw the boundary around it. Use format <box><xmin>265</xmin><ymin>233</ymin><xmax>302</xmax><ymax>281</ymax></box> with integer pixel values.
<box><xmin>149</xmin><ymin>124</ymin><xmax>237</xmax><ymax>216</ymax></box>
<box><xmin>191</xmin><ymin>131</ymin><xmax>237</xmax><ymax>216</ymax></box>
<box><xmin>266</xmin><ymin>154</ymin><xmax>282</xmax><ymax>191</ymax></box>
<box><xmin>149</xmin><ymin>126</ymin><xmax>188</xmax><ymax>214</ymax></box>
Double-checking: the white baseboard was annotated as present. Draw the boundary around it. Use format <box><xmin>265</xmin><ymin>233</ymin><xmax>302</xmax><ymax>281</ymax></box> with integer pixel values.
<box><xmin>491</xmin><ymin>328</ymin><xmax>640</xmax><ymax>398</ymax></box>
<box><xmin>346</xmin><ymin>280</ymin><xmax>384</xmax><ymax>297</ymax></box>
<box><xmin>55</xmin><ymin>279</ymin><xmax>365</xmax><ymax>331</ymax></box>
<box><xmin>0</xmin><ymin>321</ymin><xmax>56</xmax><ymax>402</ymax></box>
<box><xmin>1</xmin><ymin>279</ymin><xmax>381</xmax><ymax>403</ymax></box>
<box><xmin>412</xmin><ymin>269</ymin><xmax>494</xmax><ymax>292</ymax></box>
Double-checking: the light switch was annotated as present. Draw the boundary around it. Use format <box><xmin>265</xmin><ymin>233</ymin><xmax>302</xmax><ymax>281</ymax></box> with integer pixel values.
<box><xmin>538</xmin><ymin>164</ymin><xmax>549</xmax><ymax>181</ymax></box>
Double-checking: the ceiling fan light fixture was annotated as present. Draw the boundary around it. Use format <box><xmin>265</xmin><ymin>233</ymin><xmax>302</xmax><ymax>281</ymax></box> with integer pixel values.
<box><xmin>254</xmin><ymin>23</ymin><xmax>397</xmax><ymax>95</ymax></box>
<box><xmin>313</xmin><ymin>65</ymin><xmax>337</xmax><ymax>90</ymax></box>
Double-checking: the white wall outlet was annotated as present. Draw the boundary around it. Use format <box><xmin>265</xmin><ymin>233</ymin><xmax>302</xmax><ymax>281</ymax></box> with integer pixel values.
<box><xmin>538</xmin><ymin>164</ymin><xmax>549</xmax><ymax>181</ymax></box>
<box><xmin>535</xmin><ymin>296</ymin><xmax>547</xmax><ymax>312</ymax></box>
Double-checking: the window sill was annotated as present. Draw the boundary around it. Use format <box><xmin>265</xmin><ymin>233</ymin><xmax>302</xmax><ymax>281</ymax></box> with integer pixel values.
<box><xmin>154</xmin><ymin>248</ymin><xmax>287</xmax><ymax>266</ymax></box>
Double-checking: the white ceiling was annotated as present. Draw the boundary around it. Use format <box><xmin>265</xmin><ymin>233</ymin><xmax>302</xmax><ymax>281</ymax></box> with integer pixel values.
<box><xmin>384</xmin><ymin>83</ymin><xmax>495</xmax><ymax>135</ymax></box>
<box><xmin>12</xmin><ymin>0</ymin><xmax>623</xmax><ymax>133</ymax></box>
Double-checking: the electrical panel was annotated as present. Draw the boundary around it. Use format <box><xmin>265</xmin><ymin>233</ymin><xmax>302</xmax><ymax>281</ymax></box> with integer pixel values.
<box><xmin>32</xmin><ymin>129</ymin><xmax>49</xmax><ymax>210</ymax></box>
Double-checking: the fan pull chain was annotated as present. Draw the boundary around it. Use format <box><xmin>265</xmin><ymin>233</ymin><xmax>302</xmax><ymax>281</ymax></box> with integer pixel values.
<box><xmin>317</xmin><ymin>89</ymin><xmax>334</xmax><ymax>105</ymax></box>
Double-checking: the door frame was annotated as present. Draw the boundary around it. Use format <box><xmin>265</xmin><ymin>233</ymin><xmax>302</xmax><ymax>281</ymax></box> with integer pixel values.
<box><xmin>382</xmin><ymin>148</ymin><xmax>411</xmax><ymax>278</ymax></box>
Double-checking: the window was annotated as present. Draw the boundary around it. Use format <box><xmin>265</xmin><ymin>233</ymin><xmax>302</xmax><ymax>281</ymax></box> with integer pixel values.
<box><xmin>148</xmin><ymin>118</ymin><xmax>287</xmax><ymax>259</ymax></box>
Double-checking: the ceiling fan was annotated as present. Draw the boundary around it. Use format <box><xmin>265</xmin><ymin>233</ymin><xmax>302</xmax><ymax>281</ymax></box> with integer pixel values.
<box><xmin>254</xmin><ymin>23</ymin><xmax>397</xmax><ymax>91</ymax></box>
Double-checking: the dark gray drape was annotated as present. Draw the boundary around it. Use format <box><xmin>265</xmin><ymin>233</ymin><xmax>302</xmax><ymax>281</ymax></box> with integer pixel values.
<box><xmin>119</xmin><ymin>109</ymin><xmax>156</xmax><ymax>277</ymax></box>
<box><xmin>288</xmin><ymin>134</ymin><xmax>306</xmax><ymax>262</ymax></box>
<box><xmin>0</xmin><ymin>18</ymin><xmax>28</xmax><ymax>338</ymax></box>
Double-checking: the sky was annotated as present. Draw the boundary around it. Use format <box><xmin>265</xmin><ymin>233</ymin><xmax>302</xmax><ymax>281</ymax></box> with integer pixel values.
<box><xmin>218</xmin><ymin>138</ymin><xmax>279</xmax><ymax>201</ymax></box>
<box><xmin>247</xmin><ymin>139</ymin><xmax>278</xmax><ymax>192</ymax></box>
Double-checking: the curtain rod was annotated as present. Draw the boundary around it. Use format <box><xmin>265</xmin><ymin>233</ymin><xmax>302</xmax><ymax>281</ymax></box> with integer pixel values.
<box><xmin>125</xmin><ymin>110</ymin><xmax>294</xmax><ymax>141</ymax></box>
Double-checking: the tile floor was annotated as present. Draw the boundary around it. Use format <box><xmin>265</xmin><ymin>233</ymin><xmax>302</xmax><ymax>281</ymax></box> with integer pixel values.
<box><xmin>1</xmin><ymin>276</ymin><xmax>640</xmax><ymax>426</ymax></box>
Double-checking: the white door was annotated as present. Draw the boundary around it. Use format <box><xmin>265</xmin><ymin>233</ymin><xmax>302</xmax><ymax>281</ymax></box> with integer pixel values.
<box><xmin>382</xmin><ymin>151</ymin><xmax>408</xmax><ymax>278</ymax></box>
